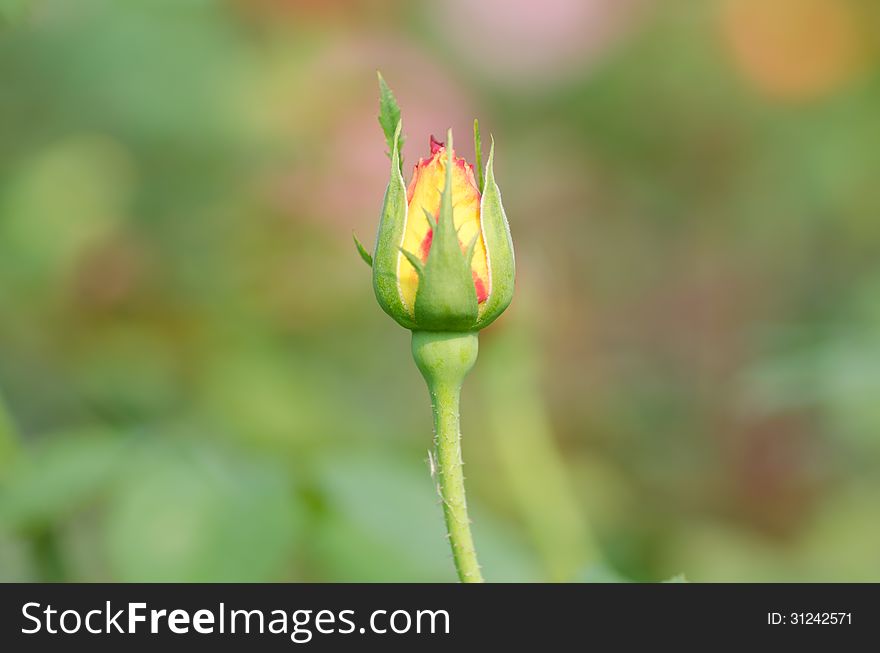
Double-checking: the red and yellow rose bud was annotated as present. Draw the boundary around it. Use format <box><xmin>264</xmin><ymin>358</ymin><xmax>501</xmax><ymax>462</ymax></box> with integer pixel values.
<box><xmin>360</xmin><ymin>75</ymin><xmax>515</xmax><ymax>582</ymax></box>
<box><xmin>399</xmin><ymin>136</ymin><xmax>490</xmax><ymax>310</ymax></box>
<box><xmin>369</xmin><ymin>121</ymin><xmax>515</xmax><ymax>333</ymax></box>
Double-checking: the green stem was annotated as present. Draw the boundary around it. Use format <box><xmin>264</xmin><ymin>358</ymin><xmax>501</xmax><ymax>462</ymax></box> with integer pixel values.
<box><xmin>411</xmin><ymin>331</ymin><xmax>484</xmax><ymax>583</ymax></box>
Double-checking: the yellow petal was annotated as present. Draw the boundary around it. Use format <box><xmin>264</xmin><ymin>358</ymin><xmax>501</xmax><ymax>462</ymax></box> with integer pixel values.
<box><xmin>398</xmin><ymin>136</ymin><xmax>490</xmax><ymax>313</ymax></box>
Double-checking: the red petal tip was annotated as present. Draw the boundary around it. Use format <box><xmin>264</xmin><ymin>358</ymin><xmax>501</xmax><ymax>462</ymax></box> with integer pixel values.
<box><xmin>429</xmin><ymin>135</ymin><xmax>444</xmax><ymax>155</ymax></box>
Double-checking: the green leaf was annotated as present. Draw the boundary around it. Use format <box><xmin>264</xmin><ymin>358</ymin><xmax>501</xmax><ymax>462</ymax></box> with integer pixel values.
<box><xmin>377</xmin><ymin>71</ymin><xmax>404</xmax><ymax>171</ymax></box>
<box><xmin>481</xmin><ymin>327</ymin><xmax>599</xmax><ymax>581</ymax></box>
<box><xmin>352</xmin><ymin>231</ymin><xmax>372</xmax><ymax>267</ymax></box>
<box><xmin>0</xmin><ymin>0</ymin><xmax>31</xmax><ymax>25</ymax></box>
<box><xmin>663</xmin><ymin>573</ymin><xmax>688</xmax><ymax>583</ymax></box>
<box><xmin>104</xmin><ymin>441</ymin><xmax>300</xmax><ymax>582</ymax></box>
<box><xmin>312</xmin><ymin>450</ymin><xmax>542</xmax><ymax>582</ymax></box>
<box><xmin>576</xmin><ymin>564</ymin><xmax>631</xmax><ymax>583</ymax></box>
<box><xmin>0</xmin><ymin>430</ymin><xmax>125</xmax><ymax>530</ymax></box>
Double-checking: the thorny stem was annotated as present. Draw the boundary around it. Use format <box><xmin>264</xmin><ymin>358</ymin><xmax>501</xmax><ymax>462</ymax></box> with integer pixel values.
<box><xmin>411</xmin><ymin>331</ymin><xmax>483</xmax><ymax>583</ymax></box>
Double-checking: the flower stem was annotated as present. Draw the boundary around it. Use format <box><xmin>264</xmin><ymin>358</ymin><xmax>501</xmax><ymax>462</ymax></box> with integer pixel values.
<box><xmin>411</xmin><ymin>330</ymin><xmax>484</xmax><ymax>583</ymax></box>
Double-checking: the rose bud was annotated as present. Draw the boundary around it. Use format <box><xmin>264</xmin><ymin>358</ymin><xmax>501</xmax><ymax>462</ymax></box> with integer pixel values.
<box><xmin>365</xmin><ymin>122</ymin><xmax>515</xmax><ymax>333</ymax></box>
<box><xmin>353</xmin><ymin>75</ymin><xmax>518</xmax><ymax>582</ymax></box>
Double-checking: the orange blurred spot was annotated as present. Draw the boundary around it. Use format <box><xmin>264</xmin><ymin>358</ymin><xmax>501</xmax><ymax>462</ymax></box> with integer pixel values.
<box><xmin>721</xmin><ymin>0</ymin><xmax>863</xmax><ymax>101</ymax></box>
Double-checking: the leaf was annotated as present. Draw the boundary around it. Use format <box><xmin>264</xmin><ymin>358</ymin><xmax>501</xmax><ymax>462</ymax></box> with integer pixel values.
<box><xmin>481</xmin><ymin>327</ymin><xmax>600</xmax><ymax>581</ymax></box>
<box><xmin>0</xmin><ymin>430</ymin><xmax>125</xmax><ymax>530</ymax></box>
<box><xmin>352</xmin><ymin>231</ymin><xmax>372</xmax><ymax>267</ymax></box>
<box><xmin>663</xmin><ymin>573</ymin><xmax>689</xmax><ymax>583</ymax></box>
<box><xmin>312</xmin><ymin>451</ymin><xmax>455</xmax><ymax>581</ymax></box>
<box><xmin>104</xmin><ymin>441</ymin><xmax>300</xmax><ymax>582</ymax></box>
<box><xmin>377</xmin><ymin>71</ymin><xmax>404</xmax><ymax>170</ymax></box>
<box><xmin>312</xmin><ymin>450</ymin><xmax>542</xmax><ymax>582</ymax></box>
<box><xmin>576</xmin><ymin>564</ymin><xmax>632</xmax><ymax>583</ymax></box>
<box><xmin>0</xmin><ymin>0</ymin><xmax>31</xmax><ymax>25</ymax></box>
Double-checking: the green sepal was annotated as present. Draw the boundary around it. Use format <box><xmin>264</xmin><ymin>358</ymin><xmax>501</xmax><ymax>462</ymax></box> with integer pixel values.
<box><xmin>464</xmin><ymin>232</ymin><xmax>479</xmax><ymax>265</ymax></box>
<box><xmin>371</xmin><ymin>120</ymin><xmax>417</xmax><ymax>329</ymax></box>
<box><xmin>353</xmin><ymin>232</ymin><xmax>373</xmax><ymax>267</ymax></box>
<box><xmin>377</xmin><ymin>71</ymin><xmax>404</xmax><ymax>173</ymax></box>
<box><xmin>474</xmin><ymin>136</ymin><xmax>515</xmax><ymax>330</ymax></box>
<box><xmin>473</xmin><ymin>119</ymin><xmax>484</xmax><ymax>193</ymax></box>
<box><xmin>421</xmin><ymin>207</ymin><xmax>437</xmax><ymax>230</ymax></box>
<box><xmin>399</xmin><ymin>247</ymin><xmax>424</xmax><ymax>276</ymax></box>
<box><xmin>412</xmin><ymin>129</ymin><xmax>479</xmax><ymax>331</ymax></box>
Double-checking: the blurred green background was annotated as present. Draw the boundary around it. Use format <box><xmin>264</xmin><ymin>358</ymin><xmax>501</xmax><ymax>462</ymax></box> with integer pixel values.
<box><xmin>2</xmin><ymin>0</ymin><xmax>879</xmax><ymax>582</ymax></box>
